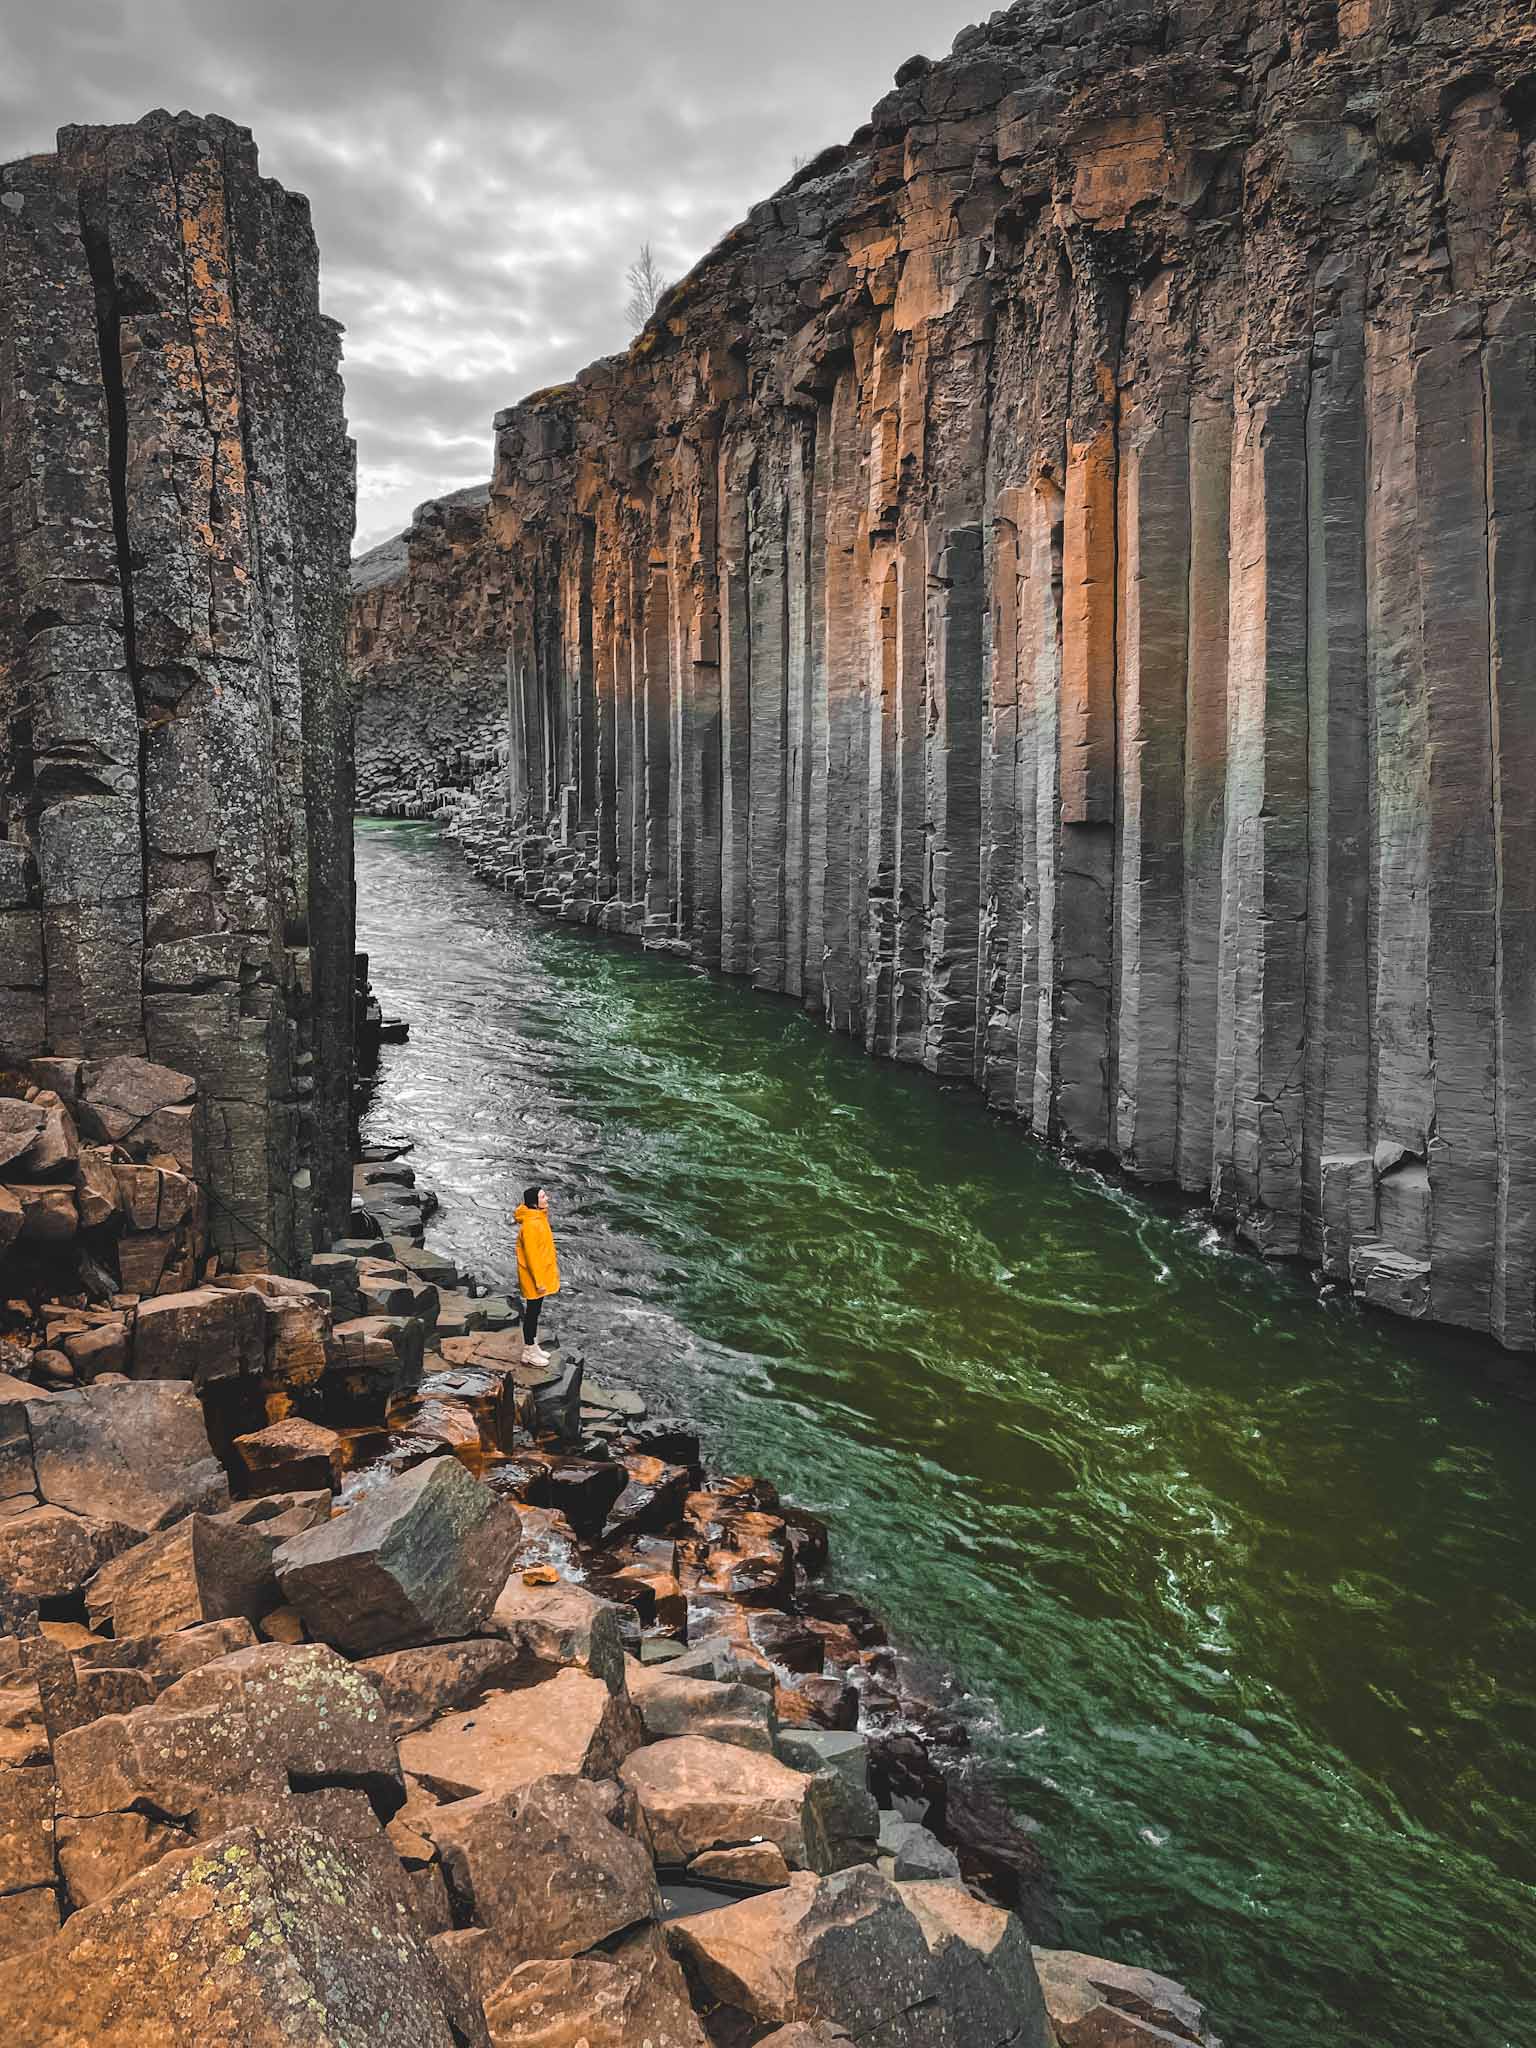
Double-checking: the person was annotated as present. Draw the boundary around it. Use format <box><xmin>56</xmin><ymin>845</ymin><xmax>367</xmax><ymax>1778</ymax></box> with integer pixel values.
<box><xmin>514</xmin><ymin>1184</ymin><xmax>560</xmax><ymax>1365</ymax></box>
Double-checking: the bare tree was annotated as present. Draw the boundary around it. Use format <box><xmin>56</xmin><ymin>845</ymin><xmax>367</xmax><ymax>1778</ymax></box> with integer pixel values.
<box><xmin>625</xmin><ymin>242</ymin><xmax>670</xmax><ymax>331</ymax></box>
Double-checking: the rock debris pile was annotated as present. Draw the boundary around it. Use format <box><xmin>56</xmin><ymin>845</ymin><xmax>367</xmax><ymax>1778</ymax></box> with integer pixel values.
<box><xmin>0</xmin><ymin>1133</ymin><xmax>1220</xmax><ymax>2047</ymax></box>
<box><xmin>351</xmin><ymin>0</ymin><xmax>1536</xmax><ymax>1353</ymax></box>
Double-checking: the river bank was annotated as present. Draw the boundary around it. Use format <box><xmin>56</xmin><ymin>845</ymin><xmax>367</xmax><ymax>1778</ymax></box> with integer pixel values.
<box><xmin>0</xmin><ymin>1045</ymin><xmax>1217</xmax><ymax>2046</ymax></box>
<box><xmin>353</xmin><ymin>816</ymin><xmax>1536</xmax><ymax>2048</ymax></box>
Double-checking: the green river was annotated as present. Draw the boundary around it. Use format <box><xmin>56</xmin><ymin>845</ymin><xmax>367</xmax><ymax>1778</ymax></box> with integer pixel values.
<box><xmin>356</xmin><ymin>819</ymin><xmax>1536</xmax><ymax>2048</ymax></box>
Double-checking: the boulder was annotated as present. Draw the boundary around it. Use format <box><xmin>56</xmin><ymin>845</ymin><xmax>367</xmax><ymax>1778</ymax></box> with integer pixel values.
<box><xmin>0</xmin><ymin>1100</ymin><xmax>45</xmax><ymax>1172</ymax></box>
<box><xmin>603</xmin><ymin>1454</ymin><xmax>692</xmax><ymax>1544</ymax></box>
<box><xmin>358</xmin><ymin>1637</ymin><xmax>533</xmax><ymax>1737</ymax></box>
<box><xmin>392</xmin><ymin>1242</ymin><xmax>459</xmax><ymax>1288</ymax></box>
<box><xmin>233</xmin><ymin>1417</ymin><xmax>343</xmax><ymax>1496</ymax></box>
<box><xmin>431</xmin><ymin>1925</ymin><xmax>519</xmax><ymax>2011</ymax></box>
<box><xmin>628</xmin><ymin>1662</ymin><xmax>777</xmax><ymax>1753</ymax></box>
<box><xmin>357</xmin><ymin>1260</ymin><xmax>423</xmax><ymax>1318</ymax></box>
<box><xmin>131</xmin><ymin>1285</ymin><xmax>265</xmax><ymax>1386</ymax></box>
<box><xmin>212</xmin><ymin>1274</ymin><xmax>330</xmax><ymax>1387</ymax></box>
<box><xmin>424</xmin><ymin>1772</ymin><xmax>659</xmax><ymax>1961</ymax></box>
<box><xmin>393</xmin><ymin>1364</ymin><xmax>513</xmax><ymax>1455</ymax></box>
<box><xmin>777</xmin><ymin>1727</ymin><xmax>868</xmax><ymax>1788</ymax></box>
<box><xmin>58</xmin><ymin>1320</ymin><xmax>130</xmax><ymax>1377</ymax></box>
<box><xmin>324</xmin><ymin>1313</ymin><xmax>426</xmax><ymax>1417</ymax></box>
<box><xmin>116</xmin><ymin>1230</ymin><xmax>183</xmax><ymax>1296</ymax></box>
<box><xmin>274</xmin><ymin>1456</ymin><xmax>520</xmax><ymax>1655</ymax></box>
<box><xmin>307</xmin><ymin>1251</ymin><xmax>363</xmax><ymax>1318</ymax></box>
<box><xmin>111</xmin><ymin>1162</ymin><xmax>197</xmax><ymax>1232</ymax></box>
<box><xmin>693</xmin><ymin>1509</ymin><xmax>794</xmax><ymax>1606</ymax></box>
<box><xmin>76</xmin><ymin>1058</ymin><xmax>201</xmax><ymax>1179</ymax></box>
<box><xmin>490</xmin><ymin>1571</ymin><xmax>626</xmax><ymax>1691</ymax></box>
<box><xmin>521</xmin><ymin>1361</ymin><xmax>584</xmax><ymax>1445</ymax></box>
<box><xmin>520</xmin><ymin>1449</ymin><xmax>626</xmax><ymax>1531</ymax></box>
<box><xmin>25</xmin><ymin>1381</ymin><xmax>228</xmax><ymax>1532</ymax></box>
<box><xmin>5</xmin><ymin>1183</ymin><xmax>77</xmax><ymax>1242</ymax></box>
<box><xmin>619</xmin><ymin>1735</ymin><xmax>838</xmax><ymax>1872</ymax></box>
<box><xmin>608</xmin><ymin>1559</ymin><xmax>688</xmax><ymax>1631</ymax></box>
<box><xmin>84</xmin><ymin>1514</ymin><xmax>278</xmax><ymax>1637</ymax></box>
<box><xmin>53</xmin><ymin>1643</ymin><xmax>404</xmax><ymax>1852</ymax></box>
<box><xmin>142</xmin><ymin>1616</ymin><xmax>261</xmax><ymax>1684</ymax></box>
<box><xmin>14</xmin><ymin>1095</ymin><xmax>77</xmax><ymax>1179</ymax></box>
<box><xmin>667</xmin><ymin>1867</ymin><xmax>940</xmax><ymax>2040</ymax></box>
<box><xmin>0</xmin><ymin>1504</ymin><xmax>139</xmax><ymax>1602</ymax></box>
<box><xmin>691</xmin><ymin>1841</ymin><xmax>794</xmax><ymax>1887</ymax></box>
<box><xmin>484</xmin><ymin>1926</ymin><xmax>710</xmax><ymax>2048</ymax></box>
<box><xmin>400</xmin><ymin>1668</ymin><xmax>639</xmax><ymax>1803</ymax></box>
<box><xmin>804</xmin><ymin>1760</ymin><xmax>880</xmax><ymax>1874</ymax></box>
<box><xmin>5</xmin><ymin>1811</ymin><xmax>488</xmax><ymax>2046</ymax></box>
<box><xmin>901</xmin><ymin>1880</ymin><xmax>1056</xmax><ymax>2048</ymax></box>
<box><xmin>1032</xmin><ymin>1947</ymin><xmax>1219</xmax><ymax>2047</ymax></box>
<box><xmin>879</xmin><ymin>1814</ymin><xmax>961</xmax><ymax>1882</ymax></box>
<box><xmin>0</xmin><ymin>1398</ymin><xmax>36</xmax><ymax>1511</ymax></box>
<box><xmin>74</xmin><ymin>1149</ymin><xmax>122</xmax><ymax>1229</ymax></box>
<box><xmin>667</xmin><ymin>1632</ymin><xmax>775</xmax><ymax>1695</ymax></box>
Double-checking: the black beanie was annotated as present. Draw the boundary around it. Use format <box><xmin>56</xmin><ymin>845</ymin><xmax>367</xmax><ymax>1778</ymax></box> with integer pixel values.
<box><xmin>522</xmin><ymin>1185</ymin><xmax>544</xmax><ymax>1208</ymax></box>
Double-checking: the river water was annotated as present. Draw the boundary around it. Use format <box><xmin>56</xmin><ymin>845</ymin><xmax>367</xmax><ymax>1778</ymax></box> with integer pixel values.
<box><xmin>355</xmin><ymin>819</ymin><xmax>1536</xmax><ymax>2048</ymax></box>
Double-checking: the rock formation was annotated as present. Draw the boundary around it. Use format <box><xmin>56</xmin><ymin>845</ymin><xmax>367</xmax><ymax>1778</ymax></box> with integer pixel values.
<box><xmin>0</xmin><ymin>1128</ymin><xmax>1220</xmax><ymax>2047</ymax></box>
<box><xmin>1</xmin><ymin>112</ymin><xmax>356</xmax><ymax>1270</ymax></box>
<box><xmin>349</xmin><ymin>484</ymin><xmax>507</xmax><ymax>810</ymax></box>
<box><xmin>353</xmin><ymin>0</ymin><xmax>1536</xmax><ymax>1352</ymax></box>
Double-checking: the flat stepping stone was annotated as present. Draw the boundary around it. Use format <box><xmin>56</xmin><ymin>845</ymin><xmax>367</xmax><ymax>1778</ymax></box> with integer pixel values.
<box><xmin>583</xmin><ymin>1381</ymin><xmax>646</xmax><ymax>1419</ymax></box>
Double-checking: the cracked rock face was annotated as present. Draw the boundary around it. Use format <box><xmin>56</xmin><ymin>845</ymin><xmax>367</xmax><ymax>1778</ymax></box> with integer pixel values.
<box><xmin>353</xmin><ymin>0</ymin><xmax>1536</xmax><ymax>1352</ymax></box>
<box><xmin>0</xmin><ymin>111</ymin><xmax>356</xmax><ymax>1274</ymax></box>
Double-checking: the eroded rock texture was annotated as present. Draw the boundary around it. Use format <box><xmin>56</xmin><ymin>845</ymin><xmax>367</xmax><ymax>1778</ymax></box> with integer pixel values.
<box><xmin>355</xmin><ymin>0</ymin><xmax>1536</xmax><ymax>1348</ymax></box>
<box><xmin>0</xmin><ymin>113</ymin><xmax>356</xmax><ymax>1270</ymax></box>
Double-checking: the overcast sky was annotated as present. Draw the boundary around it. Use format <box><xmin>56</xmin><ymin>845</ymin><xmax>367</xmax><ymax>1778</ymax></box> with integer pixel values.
<box><xmin>1</xmin><ymin>0</ymin><xmax>984</xmax><ymax>552</ymax></box>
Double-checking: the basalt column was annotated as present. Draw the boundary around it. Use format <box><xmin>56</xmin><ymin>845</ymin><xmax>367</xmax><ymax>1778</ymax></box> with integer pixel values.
<box><xmin>358</xmin><ymin>0</ymin><xmax>1536</xmax><ymax>1354</ymax></box>
<box><xmin>0</xmin><ymin>111</ymin><xmax>356</xmax><ymax>1270</ymax></box>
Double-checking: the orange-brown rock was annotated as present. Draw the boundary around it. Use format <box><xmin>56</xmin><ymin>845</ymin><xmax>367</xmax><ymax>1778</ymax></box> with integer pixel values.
<box><xmin>273</xmin><ymin>1456</ymin><xmax>519</xmax><ymax>1655</ymax></box>
<box><xmin>399</xmin><ymin>1668</ymin><xmax>639</xmax><ymax>1803</ymax></box>
<box><xmin>423</xmin><ymin>1771</ymin><xmax>660</xmax><ymax>1964</ymax></box>
<box><xmin>233</xmin><ymin>1417</ymin><xmax>344</xmax><ymax>1496</ymax></box>
<box><xmin>619</xmin><ymin>1733</ymin><xmax>837</xmax><ymax>1872</ymax></box>
<box><xmin>484</xmin><ymin>1925</ymin><xmax>711</xmax><ymax>2048</ymax></box>
<box><xmin>84</xmin><ymin>1513</ymin><xmax>278</xmax><ymax>1637</ymax></box>
<box><xmin>6</xmin><ymin>1812</ymin><xmax>487</xmax><ymax>2046</ymax></box>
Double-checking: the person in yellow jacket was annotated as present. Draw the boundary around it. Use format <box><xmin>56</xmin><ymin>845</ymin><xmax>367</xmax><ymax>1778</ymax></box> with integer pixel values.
<box><xmin>515</xmin><ymin>1184</ymin><xmax>560</xmax><ymax>1365</ymax></box>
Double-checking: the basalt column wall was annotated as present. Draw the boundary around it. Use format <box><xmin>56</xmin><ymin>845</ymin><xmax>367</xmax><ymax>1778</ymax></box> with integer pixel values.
<box><xmin>348</xmin><ymin>482</ymin><xmax>510</xmax><ymax>810</ymax></box>
<box><xmin>370</xmin><ymin>0</ymin><xmax>1536</xmax><ymax>1350</ymax></box>
<box><xmin>0</xmin><ymin>112</ymin><xmax>356</xmax><ymax>1270</ymax></box>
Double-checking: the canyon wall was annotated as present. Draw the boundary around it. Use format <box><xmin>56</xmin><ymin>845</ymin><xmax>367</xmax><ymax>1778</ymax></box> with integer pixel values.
<box><xmin>350</xmin><ymin>483</ymin><xmax>508</xmax><ymax>810</ymax></box>
<box><xmin>0</xmin><ymin>112</ymin><xmax>356</xmax><ymax>1271</ymax></box>
<box><xmin>356</xmin><ymin>0</ymin><xmax>1536</xmax><ymax>1350</ymax></box>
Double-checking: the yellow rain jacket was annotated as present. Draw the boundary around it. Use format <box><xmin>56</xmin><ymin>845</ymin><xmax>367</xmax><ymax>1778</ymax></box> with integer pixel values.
<box><xmin>515</xmin><ymin>1203</ymin><xmax>561</xmax><ymax>1300</ymax></box>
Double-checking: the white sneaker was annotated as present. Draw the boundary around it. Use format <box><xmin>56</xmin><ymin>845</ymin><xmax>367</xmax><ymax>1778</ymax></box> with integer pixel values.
<box><xmin>521</xmin><ymin>1342</ymin><xmax>552</xmax><ymax>1366</ymax></box>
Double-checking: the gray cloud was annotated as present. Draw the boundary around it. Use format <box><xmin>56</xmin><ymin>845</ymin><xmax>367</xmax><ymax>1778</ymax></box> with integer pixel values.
<box><xmin>0</xmin><ymin>0</ymin><xmax>984</xmax><ymax>551</ymax></box>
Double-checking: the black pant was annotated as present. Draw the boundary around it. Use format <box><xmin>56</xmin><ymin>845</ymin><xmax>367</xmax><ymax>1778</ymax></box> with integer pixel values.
<box><xmin>521</xmin><ymin>1295</ymin><xmax>544</xmax><ymax>1345</ymax></box>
